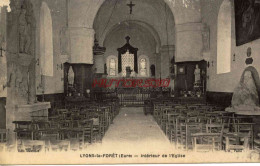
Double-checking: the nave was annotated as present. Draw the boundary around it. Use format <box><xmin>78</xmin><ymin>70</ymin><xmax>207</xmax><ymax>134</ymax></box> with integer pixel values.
<box><xmin>101</xmin><ymin>107</ymin><xmax>173</xmax><ymax>152</ymax></box>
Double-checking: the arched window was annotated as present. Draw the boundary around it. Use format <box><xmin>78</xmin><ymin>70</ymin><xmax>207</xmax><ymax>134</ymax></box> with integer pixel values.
<box><xmin>107</xmin><ymin>55</ymin><xmax>118</xmax><ymax>77</ymax></box>
<box><xmin>217</xmin><ymin>0</ymin><xmax>232</xmax><ymax>74</ymax></box>
<box><xmin>138</xmin><ymin>55</ymin><xmax>149</xmax><ymax>77</ymax></box>
<box><xmin>40</xmin><ymin>2</ymin><xmax>53</xmax><ymax>76</ymax></box>
<box><xmin>109</xmin><ymin>58</ymin><xmax>116</xmax><ymax>76</ymax></box>
<box><xmin>140</xmin><ymin>58</ymin><xmax>147</xmax><ymax>76</ymax></box>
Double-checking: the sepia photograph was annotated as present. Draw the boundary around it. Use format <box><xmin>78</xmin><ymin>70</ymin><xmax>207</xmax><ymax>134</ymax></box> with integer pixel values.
<box><xmin>0</xmin><ymin>0</ymin><xmax>260</xmax><ymax>164</ymax></box>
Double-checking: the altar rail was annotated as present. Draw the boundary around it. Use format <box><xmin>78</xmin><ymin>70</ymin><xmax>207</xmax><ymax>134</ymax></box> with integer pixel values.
<box><xmin>117</xmin><ymin>87</ymin><xmax>170</xmax><ymax>106</ymax></box>
<box><xmin>92</xmin><ymin>87</ymin><xmax>171</xmax><ymax>106</ymax></box>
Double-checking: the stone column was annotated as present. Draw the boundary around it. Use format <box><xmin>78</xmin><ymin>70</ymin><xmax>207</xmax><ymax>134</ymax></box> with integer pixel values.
<box><xmin>155</xmin><ymin>53</ymin><xmax>161</xmax><ymax>79</ymax></box>
<box><xmin>93</xmin><ymin>39</ymin><xmax>106</xmax><ymax>74</ymax></box>
<box><xmin>6</xmin><ymin>0</ymin><xmax>50</xmax><ymax>146</ymax></box>
<box><xmin>160</xmin><ymin>45</ymin><xmax>175</xmax><ymax>79</ymax></box>
<box><xmin>69</xmin><ymin>27</ymin><xmax>94</xmax><ymax>64</ymax></box>
<box><xmin>175</xmin><ymin>23</ymin><xmax>203</xmax><ymax>62</ymax></box>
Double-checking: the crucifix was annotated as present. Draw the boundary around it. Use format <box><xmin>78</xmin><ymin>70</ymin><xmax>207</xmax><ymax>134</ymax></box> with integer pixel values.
<box><xmin>127</xmin><ymin>1</ymin><xmax>135</xmax><ymax>14</ymax></box>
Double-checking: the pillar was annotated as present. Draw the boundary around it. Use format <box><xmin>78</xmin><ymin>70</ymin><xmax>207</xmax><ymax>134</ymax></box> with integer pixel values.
<box><xmin>93</xmin><ymin>39</ymin><xmax>106</xmax><ymax>74</ymax></box>
<box><xmin>175</xmin><ymin>23</ymin><xmax>203</xmax><ymax>62</ymax></box>
<box><xmin>69</xmin><ymin>28</ymin><xmax>94</xmax><ymax>64</ymax></box>
<box><xmin>160</xmin><ymin>45</ymin><xmax>175</xmax><ymax>79</ymax></box>
<box><xmin>155</xmin><ymin>53</ymin><xmax>161</xmax><ymax>79</ymax></box>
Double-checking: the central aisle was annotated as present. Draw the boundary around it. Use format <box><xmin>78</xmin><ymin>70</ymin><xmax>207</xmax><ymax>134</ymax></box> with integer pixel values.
<box><xmin>96</xmin><ymin>107</ymin><xmax>174</xmax><ymax>153</ymax></box>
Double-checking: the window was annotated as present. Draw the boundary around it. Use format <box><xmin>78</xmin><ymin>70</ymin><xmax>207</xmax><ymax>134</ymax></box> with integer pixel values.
<box><xmin>217</xmin><ymin>0</ymin><xmax>232</xmax><ymax>74</ymax></box>
<box><xmin>140</xmin><ymin>58</ymin><xmax>147</xmax><ymax>76</ymax></box>
<box><xmin>138</xmin><ymin>55</ymin><xmax>149</xmax><ymax>77</ymax></box>
<box><xmin>121</xmin><ymin>50</ymin><xmax>134</xmax><ymax>76</ymax></box>
<box><xmin>40</xmin><ymin>2</ymin><xmax>53</xmax><ymax>76</ymax></box>
<box><xmin>109</xmin><ymin>58</ymin><xmax>116</xmax><ymax>76</ymax></box>
<box><xmin>107</xmin><ymin>55</ymin><xmax>118</xmax><ymax>77</ymax></box>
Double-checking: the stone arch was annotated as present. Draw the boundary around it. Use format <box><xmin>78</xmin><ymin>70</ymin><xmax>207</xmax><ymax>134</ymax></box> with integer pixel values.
<box><xmin>90</xmin><ymin>0</ymin><xmax>178</xmax><ymax>28</ymax></box>
<box><xmin>101</xmin><ymin>20</ymin><xmax>161</xmax><ymax>53</ymax></box>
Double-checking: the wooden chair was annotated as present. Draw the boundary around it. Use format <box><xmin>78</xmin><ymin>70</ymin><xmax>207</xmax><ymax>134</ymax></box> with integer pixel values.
<box><xmin>49</xmin><ymin>140</ymin><xmax>70</xmax><ymax>152</ymax></box>
<box><xmin>80</xmin><ymin>120</ymin><xmax>93</xmax><ymax>144</ymax></box>
<box><xmin>179</xmin><ymin>122</ymin><xmax>203</xmax><ymax>150</ymax></box>
<box><xmin>229</xmin><ymin>116</ymin><xmax>254</xmax><ymax>148</ymax></box>
<box><xmin>224</xmin><ymin>132</ymin><xmax>251</xmax><ymax>152</ymax></box>
<box><xmin>18</xmin><ymin>140</ymin><xmax>46</xmax><ymax>152</ymax></box>
<box><xmin>254</xmin><ymin>133</ymin><xmax>260</xmax><ymax>151</ymax></box>
<box><xmin>191</xmin><ymin>124</ymin><xmax>224</xmax><ymax>152</ymax></box>
<box><xmin>13</xmin><ymin>121</ymin><xmax>34</xmax><ymax>140</ymax></box>
<box><xmin>0</xmin><ymin>129</ymin><xmax>7</xmax><ymax>152</ymax></box>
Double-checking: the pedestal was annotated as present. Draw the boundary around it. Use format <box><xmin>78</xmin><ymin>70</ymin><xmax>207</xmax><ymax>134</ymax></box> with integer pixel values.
<box><xmin>6</xmin><ymin>102</ymin><xmax>50</xmax><ymax>145</ymax></box>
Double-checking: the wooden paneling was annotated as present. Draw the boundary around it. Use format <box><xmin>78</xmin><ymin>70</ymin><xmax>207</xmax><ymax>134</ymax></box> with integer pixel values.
<box><xmin>175</xmin><ymin>60</ymin><xmax>207</xmax><ymax>93</ymax></box>
<box><xmin>0</xmin><ymin>97</ymin><xmax>6</xmax><ymax>129</ymax></box>
<box><xmin>206</xmin><ymin>91</ymin><xmax>233</xmax><ymax>107</ymax></box>
<box><xmin>64</xmin><ymin>63</ymin><xmax>94</xmax><ymax>96</ymax></box>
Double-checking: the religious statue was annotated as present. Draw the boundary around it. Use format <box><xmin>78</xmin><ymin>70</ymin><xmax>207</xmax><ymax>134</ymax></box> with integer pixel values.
<box><xmin>202</xmin><ymin>24</ymin><xmax>210</xmax><ymax>52</ymax></box>
<box><xmin>194</xmin><ymin>64</ymin><xmax>201</xmax><ymax>84</ymax></box>
<box><xmin>226</xmin><ymin>70</ymin><xmax>260</xmax><ymax>113</ymax></box>
<box><xmin>126</xmin><ymin>66</ymin><xmax>132</xmax><ymax>78</ymax></box>
<box><xmin>19</xmin><ymin>5</ymin><xmax>31</xmax><ymax>54</ymax></box>
<box><xmin>68</xmin><ymin>66</ymin><xmax>74</xmax><ymax>85</ymax></box>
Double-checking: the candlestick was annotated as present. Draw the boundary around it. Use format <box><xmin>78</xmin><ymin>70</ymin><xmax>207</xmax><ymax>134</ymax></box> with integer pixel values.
<box><xmin>185</xmin><ymin>79</ymin><xmax>188</xmax><ymax>92</ymax></box>
<box><xmin>27</xmin><ymin>70</ymin><xmax>30</xmax><ymax>104</ymax></box>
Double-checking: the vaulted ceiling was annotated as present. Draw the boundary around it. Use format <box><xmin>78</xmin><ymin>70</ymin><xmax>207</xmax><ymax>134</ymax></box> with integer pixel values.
<box><xmin>93</xmin><ymin>0</ymin><xmax>175</xmax><ymax>48</ymax></box>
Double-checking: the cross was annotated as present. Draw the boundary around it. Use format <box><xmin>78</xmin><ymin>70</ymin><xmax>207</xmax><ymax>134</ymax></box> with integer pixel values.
<box><xmin>127</xmin><ymin>1</ymin><xmax>135</xmax><ymax>14</ymax></box>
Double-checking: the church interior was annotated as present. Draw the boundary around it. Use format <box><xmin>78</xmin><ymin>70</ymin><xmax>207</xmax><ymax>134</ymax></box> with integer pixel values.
<box><xmin>1</xmin><ymin>0</ymin><xmax>260</xmax><ymax>162</ymax></box>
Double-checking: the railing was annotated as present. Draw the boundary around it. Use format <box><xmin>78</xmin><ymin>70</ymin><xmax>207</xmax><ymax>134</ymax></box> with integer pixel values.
<box><xmin>92</xmin><ymin>86</ymin><xmax>171</xmax><ymax>106</ymax></box>
<box><xmin>117</xmin><ymin>87</ymin><xmax>170</xmax><ymax>106</ymax></box>
<box><xmin>117</xmin><ymin>88</ymin><xmax>150</xmax><ymax>106</ymax></box>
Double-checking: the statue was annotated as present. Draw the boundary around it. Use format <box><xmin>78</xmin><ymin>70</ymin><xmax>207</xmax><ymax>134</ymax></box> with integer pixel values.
<box><xmin>68</xmin><ymin>66</ymin><xmax>74</xmax><ymax>85</ymax></box>
<box><xmin>226</xmin><ymin>70</ymin><xmax>260</xmax><ymax>113</ymax></box>
<box><xmin>126</xmin><ymin>66</ymin><xmax>132</xmax><ymax>78</ymax></box>
<box><xmin>232</xmin><ymin>71</ymin><xmax>259</xmax><ymax>107</ymax></box>
<box><xmin>19</xmin><ymin>5</ymin><xmax>31</xmax><ymax>54</ymax></box>
<box><xmin>194</xmin><ymin>64</ymin><xmax>201</xmax><ymax>84</ymax></box>
<box><xmin>202</xmin><ymin>24</ymin><xmax>210</xmax><ymax>52</ymax></box>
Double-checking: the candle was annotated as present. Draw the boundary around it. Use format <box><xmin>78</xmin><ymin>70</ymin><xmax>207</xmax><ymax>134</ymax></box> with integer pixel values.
<box><xmin>27</xmin><ymin>70</ymin><xmax>30</xmax><ymax>86</ymax></box>
<box><xmin>185</xmin><ymin>79</ymin><xmax>188</xmax><ymax>91</ymax></box>
<box><xmin>40</xmin><ymin>69</ymin><xmax>43</xmax><ymax>85</ymax></box>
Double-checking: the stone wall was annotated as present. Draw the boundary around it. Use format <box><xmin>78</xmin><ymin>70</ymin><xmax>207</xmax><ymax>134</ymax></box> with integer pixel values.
<box><xmin>201</xmin><ymin>0</ymin><xmax>260</xmax><ymax>93</ymax></box>
<box><xmin>35</xmin><ymin>0</ymin><xmax>67</xmax><ymax>95</ymax></box>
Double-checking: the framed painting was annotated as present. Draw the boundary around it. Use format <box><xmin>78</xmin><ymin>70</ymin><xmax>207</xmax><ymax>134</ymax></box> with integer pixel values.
<box><xmin>177</xmin><ymin>65</ymin><xmax>186</xmax><ymax>75</ymax></box>
<box><xmin>235</xmin><ymin>0</ymin><xmax>260</xmax><ymax>46</ymax></box>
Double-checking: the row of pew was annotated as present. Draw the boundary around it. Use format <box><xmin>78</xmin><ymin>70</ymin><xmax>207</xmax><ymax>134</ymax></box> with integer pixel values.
<box><xmin>11</xmin><ymin>98</ymin><xmax>119</xmax><ymax>152</ymax></box>
<box><xmin>150</xmin><ymin>99</ymin><xmax>260</xmax><ymax>154</ymax></box>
